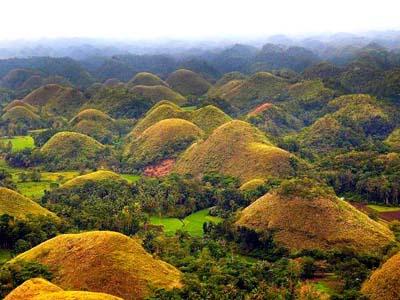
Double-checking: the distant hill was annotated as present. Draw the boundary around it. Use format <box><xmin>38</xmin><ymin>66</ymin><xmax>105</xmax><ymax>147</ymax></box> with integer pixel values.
<box><xmin>166</xmin><ymin>69</ymin><xmax>211</xmax><ymax>96</ymax></box>
<box><xmin>128</xmin><ymin>72</ymin><xmax>168</xmax><ymax>87</ymax></box>
<box><xmin>236</xmin><ymin>178</ymin><xmax>394</xmax><ymax>254</ymax></box>
<box><xmin>5</xmin><ymin>278</ymin><xmax>122</xmax><ymax>300</ymax></box>
<box><xmin>10</xmin><ymin>231</ymin><xmax>182</xmax><ymax>299</ymax></box>
<box><xmin>1</xmin><ymin>106</ymin><xmax>42</xmax><ymax>128</ymax></box>
<box><xmin>62</xmin><ymin>170</ymin><xmax>125</xmax><ymax>188</ymax></box>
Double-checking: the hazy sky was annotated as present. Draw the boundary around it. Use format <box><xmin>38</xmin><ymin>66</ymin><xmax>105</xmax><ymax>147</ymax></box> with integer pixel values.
<box><xmin>1</xmin><ymin>0</ymin><xmax>400</xmax><ymax>40</ymax></box>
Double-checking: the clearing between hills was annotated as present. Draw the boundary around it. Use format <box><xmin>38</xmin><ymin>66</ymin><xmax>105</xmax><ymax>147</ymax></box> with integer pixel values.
<box><xmin>150</xmin><ymin>208</ymin><xmax>222</xmax><ymax>237</ymax></box>
<box><xmin>0</xmin><ymin>136</ymin><xmax>34</xmax><ymax>152</ymax></box>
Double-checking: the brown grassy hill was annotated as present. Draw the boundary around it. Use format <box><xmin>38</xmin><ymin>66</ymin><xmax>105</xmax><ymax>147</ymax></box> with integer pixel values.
<box><xmin>208</xmin><ymin>72</ymin><xmax>289</xmax><ymax>111</ymax></box>
<box><xmin>22</xmin><ymin>84</ymin><xmax>86</xmax><ymax>116</ymax></box>
<box><xmin>239</xmin><ymin>179</ymin><xmax>265</xmax><ymax>191</ymax></box>
<box><xmin>1</xmin><ymin>69</ymin><xmax>41</xmax><ymax>90</ymax></box>
<box><xmin>62</xmin><ymin>170</ymin><xmax>125</xmax><ymax>188</ymax></box>
<box><xmin>3</xmin><ymin>99</ymin><xmax>38</xmax><ymax>113</ymax></box>
<box><xmin>174</xmin><ymin>120</ymin><xmax>295</xmax><ymax>182</ymax></box>
<box><xmin>361</xmin><ymin>252</ymin><xmax>400</xmax><ymax>300</ymax></box>
<box><xmin>385</xmin><ymin>128</ymin><xmax>400</xmax><ymax>152</ymax></box>
<box><xmin>1</xmin><ymin>106</ymin><xmax>42</xmax><ymax>128</ymax></box>
<box><xmin>166</xmin><ymin>69</ymin><xmax>211</xmax><ymax>96</ymax></box>
<box><xmin>5</xmin><ymin>278</ymin><xmax>123</xmax><ymax>300</ymax></box>
<box><xmin>129</xmin><ymin>85</ymin><xmax>186</xmax><ymax>105</ymax></box>
<box><xmin>236</xmin><ymin>178</ymin><xmax>394</xmax><ymax>254</ymax></box>
<box><xmin>0</xmin><ymin>187</ymin><xmax>56</xmax><ymax>220</ymax></box>
<box><xmin>69</xmin><ymin>108</ymin><xmax>115</xmax><ymax>126</ymax></box>
<box><xmin>214</xmin><ymin>72</ymin><xmax>248</xmax><ymax>88</ymax></box>
<box><xmin>128</xmin><ymin>72</ymin><xmax>168</xmax><ymax>87</ymax></box>
<box><xmin>125</xmin><ymin>118</ymin><xmax>204</xmax><ymax>168</ymax></box>
<box><xmin>10</xmin><ymin>231</ymin><xmax>182</xmax><ymax>300</ymax></box>
<box><xmin>129</xmin><ymin>101</ymin><xmax>231</xmax><ymax>139</ymax></box>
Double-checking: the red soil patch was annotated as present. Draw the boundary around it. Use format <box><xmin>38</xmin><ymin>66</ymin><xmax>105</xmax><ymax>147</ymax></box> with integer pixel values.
<box><xmin>379</xmin><ymin>211</ymin><xmax>400</xmax><ymax>221</ymax></box>
<box><xmin>248</xmin><ymin>102</ymin><xmax>273</xmax><ymax>115</ymax></box>
<box><xmin>144</xmin><ymin>159</ymin><xmax>175</xmax><ymax>177</ymax></box>
<box><xmin>350</xmin><ymin>202</ymin><xmax>400</xmax><ymax>221</ymax></box>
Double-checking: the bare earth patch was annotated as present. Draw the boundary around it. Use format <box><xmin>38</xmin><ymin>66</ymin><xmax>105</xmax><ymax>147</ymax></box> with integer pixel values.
<box><xmin>144</xmin><ymin>159</ymin><xmax>175</xmax><ymax>177</ymax></box>
<box><xmin>248</xmin><ymin>102</ymin><xmax>273</xmax><ymax>115</ymax></box>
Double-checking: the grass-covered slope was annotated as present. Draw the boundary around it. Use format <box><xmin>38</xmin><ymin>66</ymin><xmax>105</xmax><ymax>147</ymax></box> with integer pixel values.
<box><xmin>62</xmin><ymin>170</ymin><xmax>125</xmax><ymax>188</ymax></box>
<box><xmin>361</xmin><ymin>252</ymin><xmax>400</xmax><ymax>300</ymax></box>
<box><xmin>385</xmin><ymin>128</ymin><xmax>400</xmax><ymax>152</ymax></box>
<box><xmin>40</xmin><ymin>131</ymin><xmax>106</xmax><ymax>170</ymax></box>
<box><xmin>3</xmin><ymin>99</ymin><xmax>38</xmax><ymax>113</ymax></box>
<box><xmin>174</xmin><ymin>120</ymin><xmax>295</xmax><ymax>182</ymax></box>
<box><xmin>128</xmin><ymin>72</ymin><xmax>168</xmax><ymax>87</ymax></box>
<box><xmin>1</xmin><ymin>106</ymin><xmax>42</xmax><ymax>128</ymax></box>
<box><xmin>125</xmin><ymin>118</ymin><xmax>204</xmax><ymax>168</ymax></box>
<box><xmin>208</xmin><ymin>72</ymin><xmax>289</xmax><ymax>111</ymax></box>
<box><xmin>129</xmin><ymin>85</ymin><xmax>186</xmax><ymax>105</ymax></box>
<box><xmin>0</xmin><ymin>187</ymin><xmax>55</xmax><ymax>219</ymax></box>
<box><xmin>69</xmin><ymin>109</ymin><xmax>116</xmax><ymax>143</ymax></box>
<box><xmin>166</xmin><ymin>69</ymin><xmax>211</xmax><ymax>96</ymax></box>
<box><xmin>4</xmin><ymin>278</ymin><xmax>123</xmax><ymax>300</ymax></box>
<box><xmin>22</xmin><ymin>84</ymin><xmax>86</xmax><ymax>116</ymax></box>
<box><xmin>129</xmin><ymin>101</ymin><xmax>231</xmax><ymax>138</ymax></box>
<box><xmin>10</xmin><ymin>231</ymin><xmax>182</xmax><ymax>300</ymax></box>
<box><xmin>236</xmin><ymin>178</ymin><xmax>394</xmax><ymax>254</ymax></box>
<box><xmin>296</xmin><ymin>94</ymin><xmax>393</xmax><ymax>153</ymax></box>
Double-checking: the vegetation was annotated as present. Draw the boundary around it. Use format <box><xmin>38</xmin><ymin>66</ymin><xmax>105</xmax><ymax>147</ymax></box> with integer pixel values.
<box><xmin>128</xmin><ymin>72</ymin><xmax>168</xmax><ymax>87</ymax></box>
<box><xmin>8</xmin><ymin>231</ymin><xmax>182</xmax><ymax>299</ymax></box>
<box><xmin>175</xmin><ymin>120</ymin><xmax>297</xmax><ymax>182</ymax></box>
<box><xmin>166</xmin><ymin>69</ymin><xmax>211</xmax><ymax>96</ymax></box>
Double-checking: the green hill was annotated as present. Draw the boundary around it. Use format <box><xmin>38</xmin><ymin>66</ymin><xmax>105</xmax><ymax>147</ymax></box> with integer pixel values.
<box><xmin>385</xmin><ymin>128</ymin><xmax>400</xmax><ymax>152</ymax></box>
<box><xmin>174</xmin><ymin>120</ymin><xmax>295</xmax><ymax>182</ymax></box>
<box><xmin>40</xmin><ymin>131</ymin><xmax>107</xmax><ymax>170</ymax></box>
<box><xmin>125</xmin><ymin>118</ymin><xmax>204</xmax><ymax>168</ymax></box>
<box><xmin>0</xmin><ymin>187</ymin><xmax>56</xmax><ymax>220</ymax></box>
<box><xmin>129</xmin><ymin>85</ymin><xmax>186</xmax><ymax>105</ymax></box>
<box><xmin>166</xmin><ymin>69</ymin><xmax>211</xmax><ymax>96</ymax></box>
<box><xmin>236</xmin><ymin>178</ymin><xmax>394</xmax><ymax>254</ymax></box>
<box><xmin>128</xmin><ymin>72</ymin><xmax>168</xmax><ymax>87</ymax></box>
<box><xmin>129</xmin><ymin>101</ymin><xmax>231</xmax><ymax>138</ymax></box>
<box><xmin>62</xmin><ymin>170</ymin><xmax>125</xmax><ymax>188</ymax></box>
<box><xmin>5</xmin><ymin>278</ymin><xmax>123</xmax><ymax>300</ymax></box>
<box><xmin>22</xmin><ymin>84</ymin><xmax>86</xmax><ymax>117</ymax></box>
<box><xmin>9</xmin><ymin>231</ymin><xmax>182</xmax><ymax>300</ymax></box>
<box><xmin>1</xmin><ymin>106</ymin><xmax>42</xmax><ymax>128</ymax></box>
<box><xmin>3</xmin><ymin>100</ymin><xmax>38</xmax><ymax>113</ymax></box>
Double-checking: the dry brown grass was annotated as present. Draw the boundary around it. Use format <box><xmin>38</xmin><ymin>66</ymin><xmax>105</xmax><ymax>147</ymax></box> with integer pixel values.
<box><xmin>166</xmin><ymin>69</ymin><xmax>211</xmax><ymax>96</ymax></box>
<box><xmin>236</xmin><ymin>183</ymin><xmax>394</xmax><ymax>254</ymax></box>
<box><xmin>62</xmin><ymin>170</ymin><xmax>125</xmax><ymax>188</ymax></box>
<box><xmin>128</xmin><ymin>72</ymin><xmax>168</xmax><ymax>87</ymax></box>
<box><xmin>10</xmin><ymin>231</ymin><xmax>182</xmax><ymax>300</ymax></box>
<box><xmin>361</xmin><ymin>252</ymin><xmax>400</xmax><ymax>300</ymax></box>
<box><xmin>5</xmin><ymin>278</ymin><xmax>123</xmax><ymax>300</ymax></box>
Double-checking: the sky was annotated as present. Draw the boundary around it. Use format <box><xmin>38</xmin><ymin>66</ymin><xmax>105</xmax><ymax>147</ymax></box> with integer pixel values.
<box><xmin>1</xmin><ymin>0</ymin><xmax>400</xmax><ymax>40</ymax></box>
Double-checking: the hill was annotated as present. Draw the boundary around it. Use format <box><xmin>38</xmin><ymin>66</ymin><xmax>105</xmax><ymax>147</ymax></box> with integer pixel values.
<box><xmin>166</xmin><ymin>69</ymin><xmax>211</xmax><ymax>96</ymax></box>
<box><xmin>69</xmin><ymin>109</ymin><xmax>116</xmax><ymax>143</ymax></box>
<box><xmin>125</xmin><ymin>118</ymin><xmax>204</xmax><ymax>168</ymax></box>
<box><xmin>128</xmin><ymin>72</ymin><xmax>168</xmax><ymax>87</ymax></box>
<box><xmin>1</xmin><ymin>106</ymin><xmax>42</xmax><ymax>128</ymax></box>
<box><xmin>297</xmin><ymin>94</ymin><xmax>393</xmax><ymax>153</ymax></box>
<box><xmin>385</xmin><ymin>128</ymin><xmax>400</xmax><ymax>152</ymax></box>
<box><xmin>0</xmin><ymin>187</ymin><xmax>55</xmax><ymax>219</ymax></box>
<box><xmin>10</xmin><ymin>231</ymin><xmax>182</xmax><ymax>299</ymax></box>
<box><xmin>361</xmin><ymin>251</ymin><xmax>400</xmax><ymax>300</ymax></box>
<box><xmin>208</xmin><ymin>72</ymin><xmax>289</xmax><ymax>112</ymax></box>
<box><xmin>40</xmin><ymin>131</ymin><xmax>106</xmax><ymax>170</ymax></box>
<box><xmin>22</xmin><ymin>84</ymin><xmax>86</xmax><ymax>116</ymax></box>
<box><xmin>5</xmin><ymin>278</ymin><xmax>122</xmax><ymax>300</ymax></box>
<box><xmin>62</xmin><ymin>170</ymin><xmax>125</xmax><ymax>188</ymax></box>
<box><xmin>0</xmin><ymin>68</ymin><xmax>42</xmax><ymax>90</ymax></box>
<box><xmin>236</xmin><ymin>178</ymin><xmax>394</xmax><ymax>254</ymax></box>
<box><xmin>3</xmin><ymin>100</ymin><xmax>38</xmax><ymax>113</ymax></box>
<box><xmin>239</xmin><ymin>179</ymin><xmax>266</xmax><ymax>191</ymax></box>
<box><xmin>129</xmin><ymin>85</ymin><xmax>186</xmax><ymax>105</ymax></box>
<box><xmin>174</xmin><ymin>120</ymin><xmax>295</xmax><ymax>182</ymax></box>
<box><xmin>103</xmin><ymin>78</ymin><xmax>122</xmax><ymax>88</ymax></box>
<box><xmin>129</xmin><ymin>101</ymin><xmax>231</xmax><ymax>138</ymax></box>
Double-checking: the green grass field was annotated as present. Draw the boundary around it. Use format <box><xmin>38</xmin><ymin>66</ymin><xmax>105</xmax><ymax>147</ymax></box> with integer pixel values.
<box><xmin>182</xmin><ymin>106</ymin><xmax>197</xmax><ymax>111</ymax></box>
<box><xmin>0</xmin><ymin>249</ymin><xmax>12</xmax><ymax>265</ymax></box>
<box><xmin>150</xmin><ymin>208</ymin><xmax>222</xmax><ymax>237</ymax></box>
<box><xmin>367</xmin><ymin>204</ymin><xmax>400</xmax><ymax>212</ymax></box>
<box><xmin>120</xmin><ymin>174</ymin><xmax>141</xmax><ymax>183</ymax></box>
<box><xmin>0</xmin><ymin>136</ymin><xmax>35</xmax><ymax>152</ymax></box>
